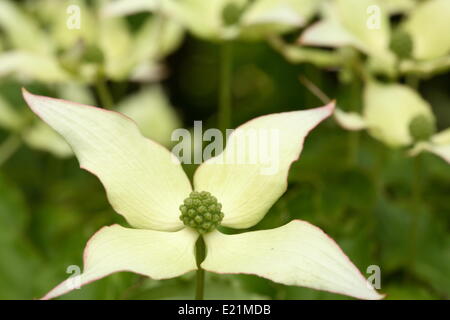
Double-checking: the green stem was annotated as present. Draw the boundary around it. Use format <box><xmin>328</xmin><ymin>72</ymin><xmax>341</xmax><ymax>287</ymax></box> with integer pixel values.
<box><xmin>0</xmin><ymin>135</ymin><xmax>21</xmax><ymax>167</ymax></box>
<box><xmin>408</xmin><ymin>155</ymin><xmax>422</xmax><ymax>273</ymax></box>
<box><xmin>218</xmin><ymin>41</ymin><xmax>233</xmax><ymax>133</ymax></box>
<box><xmin>372</xmin><ymin>142</ymin><xmax>391</xmax><ymax>259</ymax></box>
<box><xmin>195</xmin><ymin>236</ymin><xmax>206</xmax><ymax>300</ymax></box>
<box><xmin>406</xmin><ymin>75</ymin><xmax>422</xmax><ymax>275</ymax></box>
<box><xmin>95</xmin><ymin>75</ymin><xmax>114</xmax><ymax>109</ymax></box>
<box><xmin>348</xmin><ymin>131</ymin><xmax>360</xmax><ymax>165</ymax></box>
<box><xmin>347</xmin><ymin>80</ymin><xmax>362</xmax><ymax>166</ymax></box>
<box><xmin>298</xmin><ymin>75</ymin><xmax>330</xmax><ymax>104</ymax></box>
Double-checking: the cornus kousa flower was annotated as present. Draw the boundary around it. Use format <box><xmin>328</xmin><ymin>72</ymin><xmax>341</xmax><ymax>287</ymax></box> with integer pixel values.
<box><xmin>399</xmin><ymin>0</ymin><xmax>450</xmax><ymax>76</ymax></box>
<box><xmin>0</xmin><ymin>0</ymin><xmax>183</xmax><ymax>83</ymax></box>
<box><xmin>23</xmin><ymin>89</ymin><xmax>383</xmax><ymax>300</ymax></box>
<box><xmin>300</xmin><ymin>0</ymin><xmax>450</xmax><ymax>76</ymax></box>
<box><xmin>103</xmin><ymin>0</ymin><xmax>322</xmax><ymax>41</ymax></box>
<box><xmin>300</xmin><ymin>0</ymin><xmax>395</xmax><ymax>70</ymax></box>
<box><xmin>335</xmin><ymin>80</ymin><xmax>450</xmax><ymax>164</ymax></box>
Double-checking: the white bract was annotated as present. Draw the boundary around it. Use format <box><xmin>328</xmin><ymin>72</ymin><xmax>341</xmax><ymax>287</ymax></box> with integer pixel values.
<box><xmin>335</xmin><ymin>80</ymin><xmax>450</xmax><ymax>164</ymax></box>
<box><xmin>23</xmin><ymin>89</ymin><xmax>382</xmax><ymax>300</ymax></box>
<box><xmin>397</xmin><ymin>0</ymin><xmax>450</xmax><ymax>75</ymax></box>
<box><xmin>404</xmin><ymin>0</ymin><xmax>450</xmax><ymax>61</ymax></box>
<box><xmin>300</xmin><ymin>0</ymin><xmax>394</xmax><ymax>67</ymax></box>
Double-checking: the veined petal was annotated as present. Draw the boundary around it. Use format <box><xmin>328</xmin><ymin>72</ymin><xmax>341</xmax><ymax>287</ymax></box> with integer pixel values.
<box><xmin>363</xmin><ymin>81</ymin><xmax>434</xmax><ymax>147</ymax></box>
<box><xmin>22</xmin><ymin>89</ymin><xmax>192</xmax><ymax>231</ymax></box>
<box><xmin>334</xmin><ymin>108</ymin><xmax>367</xmax><ymax>131</ymax></box>
<box><xmin>194</xmin><ymin>103</ymin><xmax>334</xmax><ymax>229</ymax></box>
<box><xmin>202</xmin><ymin>220</ymin><xmax>383</xmax><ymax>300</ymax></box>
<box><xmin>42</xmin><ymin>225</ymin><xmax>198</xmax><ymax>300</ymax></box>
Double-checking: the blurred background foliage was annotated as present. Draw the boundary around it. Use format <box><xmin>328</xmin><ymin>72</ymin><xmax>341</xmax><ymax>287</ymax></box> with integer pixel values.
<box><xmin>0</xmin><ymin>0</ymin><xmax>449</xmax><ymax>300</ymax></box>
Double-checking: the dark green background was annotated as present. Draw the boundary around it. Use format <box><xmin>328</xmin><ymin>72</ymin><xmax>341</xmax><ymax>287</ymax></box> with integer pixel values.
<box><xmin>0</xmin><ymin>6</ymin><xmax>449</xmax><ymax>300</ymax></box>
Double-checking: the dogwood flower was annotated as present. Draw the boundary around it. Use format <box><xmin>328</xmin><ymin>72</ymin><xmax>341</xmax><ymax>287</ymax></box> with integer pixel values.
<box><xmin>103</xmin><ymin>0</ymin><xmax>322</xmax><ymax>41</ymax></box>
<box><xmin>403</xmin><ymin>0</ymin><xmax>450</xmax><ymax>61</ymax></box>
<box><xmin>0</xmin><ymin>0</ymin><xmax>183</xmax><ymax>83</ymax></box>
<box><xmin>335</xmin><ymin>80</ymin><xmax>450</xmax><ymax>164</ymax></box>
<box><xmin>398</xmin><ymin>0</ymin><xmax>450</xmax><ymax>76</ymax></box>
<box><xmin>300</xmin><ymin>0</ymin><xmax>395</xmax><ymax>68</ymax></box>
<box><xmin>23</xmin><ymin>89</ymin><xmax>382</xmax><ymax>300</ymax></box>
<box><xmin>300</xmin><ymin>0</ymin><xmax>450</xmax><ymax>76</ymax></box>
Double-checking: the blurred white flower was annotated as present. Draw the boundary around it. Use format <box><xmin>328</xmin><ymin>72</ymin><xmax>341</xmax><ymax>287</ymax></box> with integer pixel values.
<box><xmin>0</xmin><ymin>0</ymin><xmax>184</xmax><ymax>83</ymax></box>
<box><xmin>0</xmin><ymin>91</ymin><xmax>72</xmax><ymax>158</ymax></box>
<box><xmin>300</xmin><ymin>0</ymin><xmax>396</xmax><ymax>74</ymax></box>
<box><xmin>299</xmin><ymin>0</ymin><xmax>450</xmax><ymax>76</ymax></box>
<box><xmin>404</xmin><ymin>0</ymin><xmax>450</xmax><ymax>61</ymax></box>
<box><xmin>116</xmin><ymin>86</ymin><xmax>182</xmax><ymax>147</ymax></box>
<box><xmin>335</xmin><ymin>80</ymin><xmax>450</xmax><ymax>164</ymax></box>
<box><xmin>103</xmin><ymin>0</ymin><xmax>323</xmax><ymax>41</ymax></box>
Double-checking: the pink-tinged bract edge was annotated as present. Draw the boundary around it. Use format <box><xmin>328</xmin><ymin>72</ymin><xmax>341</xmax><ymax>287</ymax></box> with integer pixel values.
<box><xmin>22</xmin><ymin>88</ymin><xmax>191</xmax><ymax>231</ymax></box>
<box><xmin>194</xmin><ymin>102</ymin><xmax>335</xmax><ymax>229</ymax></box>
<box><xmin>202</xmin><ymin>218</ymin><xmax>385</xmax><ymax>300</ymax></box>
<box><xmin>40</xmin><ymin>224</ymin><xmax>197</xmax><ymax>300</ymax></box>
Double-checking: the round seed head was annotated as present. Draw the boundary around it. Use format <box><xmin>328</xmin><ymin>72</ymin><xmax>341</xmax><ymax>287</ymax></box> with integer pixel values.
<box><xmin>409</xmin><ymin>114</ymin><xmax>436</xmax><ymax>142</ymax></box>
<box><xmin>179</xmin><ymin>191</ymin><xmax>225</xmax><ymax>234</ymax></box>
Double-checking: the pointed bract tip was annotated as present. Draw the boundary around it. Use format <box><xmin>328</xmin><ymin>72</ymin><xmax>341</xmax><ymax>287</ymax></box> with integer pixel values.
<box><xmin>22</xmin><ymin>87</ymin><xmax>30</xmax><ymax>96</ymax></box>
<box><xmin>322</xmin><ymin>100</ymin><xmax>336</xmax><ymax>117</ymax></box>
<box><xmin>22</xmin><ymin>87</ymin><xmax>36</xmax><ymax>105</ymax></box>
<box><xmin>297</xmin><ymin>34</ymin><xmax>306</xmax><ymax>45</ymax></box>
<box><xmin>328</xmin><ymin>100</ymin><xmax>336</xmax><ymax>110</ymax></box>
